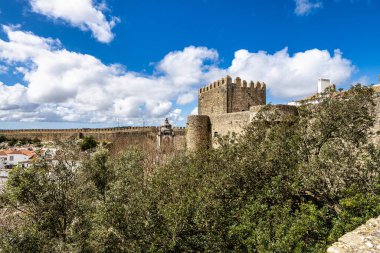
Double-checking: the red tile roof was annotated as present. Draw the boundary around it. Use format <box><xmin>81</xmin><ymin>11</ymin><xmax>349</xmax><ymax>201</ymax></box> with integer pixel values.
<box><xmin>19</xmin><ymin>150</ymin><xmax>35</xmax><ymax>157</ymax></box>
<box><xmin>0</xmin><ymin>149</ymin><xmax>36</xmax><ymax>157</ymax></box>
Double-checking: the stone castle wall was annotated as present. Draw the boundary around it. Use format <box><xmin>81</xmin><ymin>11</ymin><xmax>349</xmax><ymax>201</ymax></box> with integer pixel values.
<box><xmin>198</xmin><ymin>77</ymin><xmax>229</xmax><ymax>115</ymax></box>
<box><xmin>230</xmin><ymin>77</ymin><xmax>266</xmax><ymax>113</ymax></box>
<box><xmin>0</xmin><ymin>127</ymin><xmax>186</xmax><ymax>150</ymax></box>
<box><xmin>208</xmin><ymin>105</ymin><xmax>298</xmax><ymax>147</ymax></box>
<box><xmin>210</xmin><ymin>105</ymin><xmax>298</xmax><ymax>138</ymax></box>
<box><xmin>327</xmin><ymin>215</ymin><xmax>380</xmax><ymax>253</ymax></box>
<box><xmin>209</xmin><ymin>111</ymin><xmax>251</xmax><ymax>138</ymax></box>
<box><xmin>190</xmin><ymin>76</ymin><xmax>296</xmax><ymax>150</ymax></box>
<box><xmin>198</xmin><ymin>76</ymin><xmax>266</xmax><ymax>115</ymax></box>
<box><xmin>188</xmin><ymin>104</ymin><xmax>298</xmax><ymax>150</ymax></box>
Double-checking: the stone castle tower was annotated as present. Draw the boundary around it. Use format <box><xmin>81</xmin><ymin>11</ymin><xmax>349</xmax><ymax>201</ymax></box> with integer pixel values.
<box><xmin>187</xmin><ymin>75</ymin><xmax>271</xmax><ymax>151</ymax></box>
<box><xmin>198</xmin><ymin>75</ymin><xmax>266</xmax><ymax>115</ymax></box>
<box><xmin>186</xmin><ymin>115</ymin><xmax>212</xmax><ymax>151</ymax></box>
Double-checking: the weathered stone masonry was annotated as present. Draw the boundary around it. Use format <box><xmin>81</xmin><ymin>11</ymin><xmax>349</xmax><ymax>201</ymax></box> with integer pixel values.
<box><xmin>198</xmin><ymin>75</ymin><xmax>266</xmax><ymax>115</ymax></box>
<box><xmin>0</xmin><ymin>126</ymin><xmax>186</xmax><ymax>150</ymax></box>
<box><xmin>327</xmin><ymin>216</ymin><xmax>380</xmax><ymax>253</ymax></box>
<box><xmin>186</xmin><ymin>115</ymin><xmax>212</xmax><ymax>151</ymax></box>
<box><xmin>188</xmin><ymin>75</ymin><xmax>297</xmax><ymax>151</ymax></box>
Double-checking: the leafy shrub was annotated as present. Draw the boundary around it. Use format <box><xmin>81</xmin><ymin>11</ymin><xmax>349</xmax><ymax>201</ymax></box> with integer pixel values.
<box><xmin>79</xmin><ymin>136</ymin><xmax>98</xmax><ymax>151</ymax></box>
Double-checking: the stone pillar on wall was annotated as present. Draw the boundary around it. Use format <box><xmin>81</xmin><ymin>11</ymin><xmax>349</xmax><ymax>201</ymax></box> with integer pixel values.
<box><xmin>157</xmin><ymin>118</ymin><xmax>175</xmax><ymax>151</ymax></box>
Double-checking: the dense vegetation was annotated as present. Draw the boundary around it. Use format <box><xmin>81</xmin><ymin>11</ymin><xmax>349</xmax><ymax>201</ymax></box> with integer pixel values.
<box><xmin>0</xmin><ymin>136</ymin><xmax>41</xmax><ymax>147</ymax></box>
<box><xmin>79</xmin><ymin>136</ymin><xmax>98</xmax><ymax>151</ymax></box>
<box><xmin>0</xmin><ymin>85</ymin><xmax>379</xmax><ymax>252</ymax></box>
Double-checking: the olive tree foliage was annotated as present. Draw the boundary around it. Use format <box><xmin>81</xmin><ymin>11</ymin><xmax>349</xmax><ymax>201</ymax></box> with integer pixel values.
<box><xmin>229</xmin><ymin>85</ymin><xmax>380</xmax><ymax>252</ymax></box>
<box><xmin>291</xmin><ymin>86</ymin><xmax>378</xmax><ymax>214</ymax></box>
<box><xmin>0</xmin><ymin>146</ymin><xmax>150</xmax><ymax>253</ymax></box>
<box><xmin>88</xmin><ymin>149</ymin><xmax>151</xmax><ymax>253</ymax></box>
<box><xmin>79</xmin><ymin>136</ymin><xmax>98</xmax><ymax>151</ymax></box>
<box><xmin>0</xmin><ymin>145</ymin><xmax>94</xmax><ymax>253</ymax></box>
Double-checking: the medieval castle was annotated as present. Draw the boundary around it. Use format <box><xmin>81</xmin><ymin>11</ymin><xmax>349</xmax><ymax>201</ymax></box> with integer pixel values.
<box><xmin>0</xmin><ymin>75</ymin><xmax>379</xmax><ymax>151</ymax></box>
<box><xmin>187</xmin><ymin>75</ymin><xmax>297</xmax><ymax>151</ymax></box>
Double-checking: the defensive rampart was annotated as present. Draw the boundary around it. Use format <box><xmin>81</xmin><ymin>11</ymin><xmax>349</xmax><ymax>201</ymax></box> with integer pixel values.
<box><xmin>0</xmin><ymin>127</ymin><xmax>186</xmax><ymax>147</ymax></box>
<box><xmin>187</xmin><ymin>104</ymin><xmax>298</xmax><ymax>150</ymax></box>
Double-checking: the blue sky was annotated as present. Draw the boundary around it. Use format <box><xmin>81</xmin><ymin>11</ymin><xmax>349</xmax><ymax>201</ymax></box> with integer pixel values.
<box><xmin>0</xmin><ymin>0</ymin><xmax>379</xmax><ymax>129</ymax></box>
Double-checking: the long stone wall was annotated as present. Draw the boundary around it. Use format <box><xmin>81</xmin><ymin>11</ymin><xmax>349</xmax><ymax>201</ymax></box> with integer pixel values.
<box><xmin>209</xmin><ymin>104</ymin><xmax>298</xmax><ymax>145</ymax></box>
<box><xmin>327</xmin><ymin>216</ymin><xmax>380</xmax><ymax>253</ymax></box>
<box><xmin>0</xmin><ymin>127</ymin><xmax>186</xmax><ymax>149</ymax></box>
<box><xmin>209</xmin><ymin>111</ymin><xmax>251</xmax><ymax>138</ymax></box>
<box><xmin>185</xmin><ymin>104</ymin><xmax>298</xmax><ymax>150</ymax></box>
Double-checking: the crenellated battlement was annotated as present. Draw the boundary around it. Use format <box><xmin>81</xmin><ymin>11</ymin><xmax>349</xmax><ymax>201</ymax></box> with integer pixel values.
<box><xmin>0</xmin><ymin>126</ymin><xmax>186</xmax><ymax>143</ymax></box>
<box><xmin>199</xmin><ymin>75</ymin><xmax>231</xmax><ymax>93</ymax></box>
<box><xmin>0</xmin><ymin>126</ymin><xmax>185</xmax><ymax>133</ymax></box>
<box><xmin>198</xmin><ymin>75</ymin><xmax>267</xmax><ymax>115</ymax></box>
<box><xmin>199</xmin><ymin>75</ymin><xmax>266</xmax><ymax>94</ymax></box>
<box><xmin>188</xmin><ymin>74</ymin><xmax>295</xmax><ymax>150</ymax></box>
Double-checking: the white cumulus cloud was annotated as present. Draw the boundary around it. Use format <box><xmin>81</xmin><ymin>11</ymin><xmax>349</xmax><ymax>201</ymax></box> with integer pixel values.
<box><xmin>157</xmin><ymin>46</ymin><xmax>219</xmax><ymax>86</ymax></box>
<box><xmin>29</xmin><ymin>0</ymin><xmax>119</xmax><ymax>43</ymax></box>
<box><xmin>294</xmin><ymin>0</ymin><xmax>323</xmax><ymax>16</ymax></box>
<box><xmin>0</xmin><ymin>26</ymin><xmax>216</xmax><ymax>124</ymax></box>
<box><xmin>0</xmin><ymin>82</ymin><xmax>35</xmax><ymax>111</ymax></box>
<box><xmin>0</xmin><ymin>25</ymin><xmax>356</xmax><ymax>124</ymax></box>
<box><xmin>227</xmin><ymin>48</ymin><xmax>354</xmax><ymax>99</ymax></box>
<box><xmin>176</xmin><ymin>93</ymin><xmax>196</xmax><ymax>105</ymax></box>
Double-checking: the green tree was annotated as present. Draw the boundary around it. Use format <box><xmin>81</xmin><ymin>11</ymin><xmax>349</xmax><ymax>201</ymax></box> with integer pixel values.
<box><xmin>79</xmin><ymin>136</ymin><xmax>98</xmax><ymax>151</ymax></box>
<box><xmin>0</xmin><ymin>135</ymin><xmax>7</xmax><ymax>143</ymax></box>
<box><xmin>0</xmin><ymin>147</ymin><xmax>93</xmax><ymax>252</ymax></box>
<box><xmin>229</xmin><ymin>85</ymin><xmax>380</xmax><ymax>252</ymax></box>
<box><xmin>7</xmin><ymin>138</ymin><xmax>17</xmax><ymax>146</ymax></box>
<box><xmin>89</xmin><ymin>148</ymin><xmax>150</xmax><ymax>252</ymax></box>
<box><xmin>82</xmin><ymin>148</ymin><xmax>113</xmax><ymax>199</ymax></box>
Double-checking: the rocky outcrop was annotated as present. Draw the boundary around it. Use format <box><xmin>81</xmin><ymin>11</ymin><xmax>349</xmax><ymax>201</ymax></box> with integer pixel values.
<box><xmin>327</xmin><ymin>216</ymin><xmax>380</xmax><ymax>253</ymax></box>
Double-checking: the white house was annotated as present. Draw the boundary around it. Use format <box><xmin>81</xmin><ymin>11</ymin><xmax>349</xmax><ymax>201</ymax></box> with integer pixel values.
<box><xmin>0</xmin><ymin>149</ymin><xmax>36</xmax><ymax>191</ymax></box>
<box><xmin>0</xmin><ymin>149</ymin><xmax>36</xmax><ymax>169</ymax></box>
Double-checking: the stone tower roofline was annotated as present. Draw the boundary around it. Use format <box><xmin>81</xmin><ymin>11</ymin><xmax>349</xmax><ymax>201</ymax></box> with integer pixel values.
<box><xmin>199</xmin><ymin>75</ymin><xmax>266</xmax><ymax>94</ymax></box>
